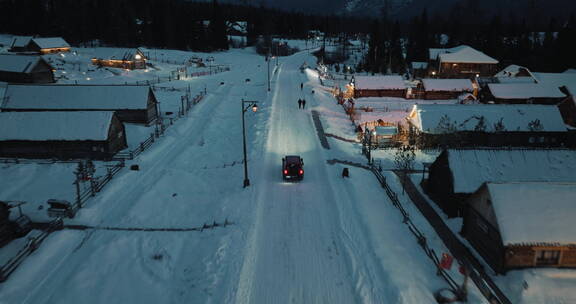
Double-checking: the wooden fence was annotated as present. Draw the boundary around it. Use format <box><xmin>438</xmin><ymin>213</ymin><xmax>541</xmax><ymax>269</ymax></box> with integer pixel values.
<box><xmin>0</xmin><ymin>218</ymin><xmax>63</xmax><ymax>282</ymax></box>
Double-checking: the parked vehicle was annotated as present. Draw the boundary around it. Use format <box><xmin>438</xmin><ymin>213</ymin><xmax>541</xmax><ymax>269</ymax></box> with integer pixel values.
<box><xmin>282</xmin><ymin>155</ymin><xmax>304</xmax><ymax>181</ymax></box>
<box><xmin>47</xmin><ymin>199</ymin><xmax>79</xmax><ymax>218</ymax></box>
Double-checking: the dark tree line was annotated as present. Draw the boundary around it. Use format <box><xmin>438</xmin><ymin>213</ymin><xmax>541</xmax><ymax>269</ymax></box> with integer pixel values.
<box><xmin>362</xmin><ymin>6</ymin><xmax>576</xmax><ymax>74</ymax></box>
<box><xmin>0</xmin><ymin>0</ymin><xmax>373</xmax><ymax>52</ymax></box>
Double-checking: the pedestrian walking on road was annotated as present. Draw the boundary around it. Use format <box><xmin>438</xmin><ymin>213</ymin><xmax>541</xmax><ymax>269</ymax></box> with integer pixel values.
<box><xmin>302</xmin><ymin>99</ymin><xmax>306</xmax><ymax>109</ymax></box>
<box><xmin>300</xmin><ymin>82</ymin><xmax>303</xmax><ymax>90</ymax></box>
<box><xmin>298</xmin><ymin>99</ymin><xmax>302</xmax><ymax>109</ymax></box>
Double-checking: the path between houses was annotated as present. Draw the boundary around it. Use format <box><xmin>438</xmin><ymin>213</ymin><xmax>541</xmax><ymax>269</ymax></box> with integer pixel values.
<box><xmin>394</xmin><ymin>171</ymin><xmax>511</xmax><ymax>304</ymax></box>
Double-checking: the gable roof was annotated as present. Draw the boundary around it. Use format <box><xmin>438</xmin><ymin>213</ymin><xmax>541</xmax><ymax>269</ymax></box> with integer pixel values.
<box><xmin>10</xmin><ymin>36</ymin><xmax>33</xmax><ymax>48</ymax></box>
<box><xmin>487</xmin><ymin>83</ymin><xmax>566</xmax><ymax>99</ymax></box>
<box><xmin>91</xmin><ymin>47</ymin><xmax>145</xmax><ymax>61</ymax></box>
<box><xmin>0</xmin><ymin>111</ymin><xmax>114</xmax><ymax>141</ymax></box>
<box><xmin>421</xmin><ymin>79</ymin><xmax>474</xmax><ymax>92</ymax></box>
<box><xmin>408</xmin><ymin>104</ymin><xmax>566</xmax><ymax>134</ymax></box>
<box><xmin>31</xmin><ymin>37</ymin><xmax>70</xmax><ymax>49</ymax></box>
<box><xmin>354</xmin><ymin>75</ymin><xmax>406</xmax><ymax>90</ymax></box>
<box><xmin>445</xmin><ymin>149</ymin><xmax>576</xmax><ymax>193</ymax></box>
<box><xmin>429</xmin><ymin>45</ymin><xmax>469</xmax><ymax>61</ymax></box>
<box><xmin>2</xmin><ymin>85</ymin><xmax>154</xmax><ymax>110</ymax></box>
<box><xmin>438</xmin><ymin>46</ymin><xmax>499</xmax><ymax>64</ymax></box>
<box><xmin>486</xmin><ymin>182</ymin><xmax>576</xmax><ymax>246</ymax></box>
<box><xmin>0</xmin><ymin>54</ymin><xmax>47</xmax><ymax>73</ymax></box>
<box><xmin>411</xmin><ymin>62</ymin><xmax>428</xmax><ymax>69</ymax></box>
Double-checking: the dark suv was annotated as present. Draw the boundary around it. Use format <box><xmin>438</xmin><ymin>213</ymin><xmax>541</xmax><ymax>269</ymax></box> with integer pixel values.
<box><xmin>282</xmin><ymin>155</ymin><xmax>304</xmax><ymax>181</ymax></box>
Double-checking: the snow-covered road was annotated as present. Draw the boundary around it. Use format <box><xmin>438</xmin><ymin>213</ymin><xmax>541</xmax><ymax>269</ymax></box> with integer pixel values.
<box><xmin>234</xmin><ymin>52</ymin><xmax>399</xmax><ymax>303</ymax></box>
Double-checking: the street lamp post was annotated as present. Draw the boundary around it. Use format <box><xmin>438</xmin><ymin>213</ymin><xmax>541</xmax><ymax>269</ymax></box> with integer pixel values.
<box><xmin>267</xmin><ymin>54</ymin><xmax>271</xmax><ymax>91</ymax></box>
<box><xmin>241</xmin><ymin>99</ymin><xmax>258</xmax><ymax>188</ymax></box>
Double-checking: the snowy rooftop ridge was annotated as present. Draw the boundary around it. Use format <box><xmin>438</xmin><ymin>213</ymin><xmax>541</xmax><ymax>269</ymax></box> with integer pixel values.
<box><xmin>487</xmin><ymin>83</ymin><xmax>566</xmax><ymax>99</ymax></box>
<box><xmin>445</xmin><ymin>149</ymin><xmax>576</xmax><ymax>193</ymax></box>
<box><xmin>10</xmin><ymin>36</ymin><xmax>33</xmax><ymax>48</ymax></box>
<box><xmin>486</xmin><ymin>182</ymin><xmax>576</xmax><ymax>246</ymax></box>
<box><xmin>91</xmin><ymin>47</ymin><xmax>145</xmax><ymax>61</ymax></box>
<box><xmin>409</xmin><ymin>104</ymin><xmax>566</xmax><ymax>134</ymax></box>
<box><xmin>354</xmin><ymin>75</ymin><xmax>406</xmax><ymax>90</ymax></box>
<box><xmin>438</xmin><ymin>46</ymin><xmax>499</xmax><ymax>64</ymax></box>
<box><xmin>31</xmin><ymin>37</ymin><xmax>70</xmax><ymax>49</ymax></box>
<box><xmin>0</xmin><ymin>54</ymin><xmax>46</xmax><ymax>73</ymax></box>
<box><xmin>0</xmin><ymin>111</ymin><xmax>114</xmax><ymax>141</ymax></box>
<box><xmin>2</xmin><ymin>85</ymin><xmax>153</xmax><ymax>110</ymax></box>
<box><xmin>421</xmin><ymin>79</ymin><xmax>474</xmax><ymax>92</ymax></box>
<box><xmin>429</xmin><ymin>45</ymin><xmax>498</xmax><ymax>64</ymax></box>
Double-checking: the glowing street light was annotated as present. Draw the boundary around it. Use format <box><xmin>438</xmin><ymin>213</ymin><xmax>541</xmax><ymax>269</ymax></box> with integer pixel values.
<box><xmin>241</xmin><ymin>99</ymin><xmax>258</xmax><ymax>187</ymax></box>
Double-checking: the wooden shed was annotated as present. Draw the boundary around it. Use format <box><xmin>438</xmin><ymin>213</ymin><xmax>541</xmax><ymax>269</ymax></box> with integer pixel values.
<box><xmin>25</xmin><ymin>37</ymin><xmax>71</xmax><ymax>54</ymax></box>
<box><xmin>0</xmin><ymin>54</ymin><xmax>55</xmax><ymax>84</ymax></box>
<box><xmin>0</xmin><ymin>111</ymin><xmax>127</xmax><ymax>160</ymax></box>
<box><xmin>91</xmin><ymin>48</ymin><xmax>147</xmax><ymax>70</ymax></box>
<box><xmin>429</xmin><ymin>45</ymin><xmax>498</xmax><ymax>78</ymax></box>
<box><xmin>425</xmin><ymin>149</ymin><xmax>576</xmax><ymax>217</ymax></box>
<box><xmin>1</xmin><ymin>85</ymin><xmax>158</xmax><ymax>124</ymax></box>
<box><xmin>407</xmin><ymin>104</ymin><xmax>570</xmax><ymax>148</ymax></box>
<box><xmin>353</xmin><ymin>75</ymin><xmax>407</xmax><ymax>98</ymax></box>
<box><xmin>484</xmin><ymin>83</ymin><xmax>568</xmax><ymax>105</ymax></box>
<box><xmin>462</xmin><ymin>182</ymin><xmax>576</xmax><ymax>274</ymax></box>
<box><xmin>419</xmin><ymin>79</ymin><xmax>474</xmax><ymax>100</ymax></box>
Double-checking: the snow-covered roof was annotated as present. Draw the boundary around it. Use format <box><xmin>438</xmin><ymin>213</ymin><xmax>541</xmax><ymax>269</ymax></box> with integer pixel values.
<box><xmin>2</xmin><ymin>85</ymin><xmax>153</xmax><ymax>110</ymax></box>
<box><xmin>487</xmin><ymin>83</ymin><xmax>566</xmax><ymax>99</ymax></box>
<box><xmin>533</xmin><ymin>72</ymin><xmax>576</xmax><ymax>89</ymax></box>
<box><xmin>421</xmin><ymin>79</ymin><xmax>474</xmax><ymax>92</ymax></box>
<box><xmin>0</xmin><ymin>54</ymin><xmax>46</xmax><ymax>73</ymax></box>
<box><xmin>445</xmin><ymin>149</ymin><xmax>576</xmax><ymax>193</ymax></box>
<box><xmin>91</xmin><ymin>48</ymin><xmax>145</xmax><ymax>61</ymax></box>
<box><xmin>409</xmin><ymin>104</ymin><xmax>566</xmax><ymax>134</ymax></box>
<box><xmin>438</xmin><ymin>46</ymin><xmax>499</xmax><ymax>64</ymax></box>
<box><xmin>487</xmin><ymin>182</ymin><xmax>576</xmax><ymax>246</ymax></box>
<box><xmin>429</xmin><ymin>45</ymin><xmax>468</xmax><ymax>61</ymax></box>
<box><xmin>10</xmin><ymin>36</ymin><xmax>32</xmax><ymax>48</ymax></box>
<box><xmin>31</xmin><ymin>37</ymin><xmax>70</xmax><ymax>49</ymax></box>
<box><xmin>354</xmin><ymin>75</ymin><xmax>406</xmax><ymax>90</ymax></box>
<box><xmin>0</xmin><ymin>111</ymin><xmax>114</xmax><ymax>141</ymax></box>
<box><xmin>411</xmin><ymin>62</ymin><xmax>428</xmax><ymax>69</ymax></box>
<box><xmin>564</xmin><ymin>69</ymin><xmax>576</xmax><ymax>74</ymax></box>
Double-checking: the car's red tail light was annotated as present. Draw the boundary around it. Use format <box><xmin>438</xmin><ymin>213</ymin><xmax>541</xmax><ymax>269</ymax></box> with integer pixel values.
<box><xmin>299</xmin><ymin>169</ymin><xmax>303</xmax><ymax>175</ymax></box>
<box><xmin>283</xmin><ymin>170</ymin><xmax>288</xmax><ymax>175</ymax></box>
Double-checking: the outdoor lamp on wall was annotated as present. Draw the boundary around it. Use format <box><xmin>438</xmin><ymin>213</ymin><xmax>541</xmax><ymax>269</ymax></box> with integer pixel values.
<box><xmin>252</xmin><ymin>104</ymin><xmax>258</xmax><ymax>112</ymax></box>
<box><xmin>135</xmin><ymin>54</ymin><xmax>142</xmax><ymax>60</ymax></box>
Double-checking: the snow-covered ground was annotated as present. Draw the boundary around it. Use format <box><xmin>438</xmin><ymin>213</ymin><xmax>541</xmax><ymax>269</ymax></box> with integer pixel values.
<box><xmin>0</xmin><ymin>39</ymin><xmax>573</xmax><ymax>303</ymax></box>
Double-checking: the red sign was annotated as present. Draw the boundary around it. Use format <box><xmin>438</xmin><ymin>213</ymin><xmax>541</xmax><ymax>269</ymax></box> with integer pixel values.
<box><xmin>440</xmin><ymin>253</ymin><xmax>454</xmax><ymax>270</ymax></box>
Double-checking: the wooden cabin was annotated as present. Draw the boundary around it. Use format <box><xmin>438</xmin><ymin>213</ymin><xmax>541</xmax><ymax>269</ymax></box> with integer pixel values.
<box><xmin>425</xmin><ymin>149</ymin><xmax>576</xmax><ymax>217</ymax></box>
<box><xmin>25</xmin><ymin>37</ymin><xmax>71</xmax><ymax>54</ymax></box>
<box><xmin>419</xmin><ymin>79</ymin><xmax>474</xmax><ymax>100</ymax></box>
<box><xmin>1</xmin><ymin>85</ymin><xmax>158</xmax><ymax>124</ymax></box>
<box><xmin>462</xmin><ymin>182</ymin><xmax>576</xmax><ymax>274</ymax></box>
<box><xmin>353</xmin><ymin>75</ymin><xmax>407</xmax><ymax>98</ymax></box>
<box><xmin>407</xmin><ymin>104</ymin><xmax>570</xmax><ymax>148</ymax></box>
<box><xmin>484</xmin><ymin>83</ymin><xmax>567</xmax><ymax>105</ymax></box>
<box><xmin>0</xmin><ymin>54</ymin><xmax>55</xmax><ymax>83</ymax></box>
<box><xmin>410</xmin><ymin>62</ymin><xmax>428</xmax><ymax>79</ymax></box>
<box><xmin>428</xmin><ymin>45</ymin><xmax>498</xmax><ymax>79</ymax></box>
<box><xmin>0</xmin><ymin>111</ymin><xmax>127</xmax><ymax>160</ymax></box>
<box><xmin>91</xmin><ymin>48</ymin><xmax>147</xmax><ymax>70</ymax></box>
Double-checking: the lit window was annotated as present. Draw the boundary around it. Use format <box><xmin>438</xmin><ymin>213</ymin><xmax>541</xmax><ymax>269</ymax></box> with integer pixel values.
<box><xmin>535</xmin><ymin>250</ymin><xmax>560</xmax><ymax>266</ymax></box>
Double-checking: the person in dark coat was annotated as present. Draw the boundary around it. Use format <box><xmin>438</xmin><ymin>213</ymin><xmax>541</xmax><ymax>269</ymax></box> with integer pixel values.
<box><xmin>302</xmin><ymin>99</ymin><xmax>306</xmax><ymax>109</ymax></box>
<box><xmin>300</xmin><ymin>82</ymin><xmax>303</xmax><ymax>90</ymax></box>
<box><xmin>298</xmin><ymin>99</ymin><xmax>302</xmax><ymax>109</ymax></box>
